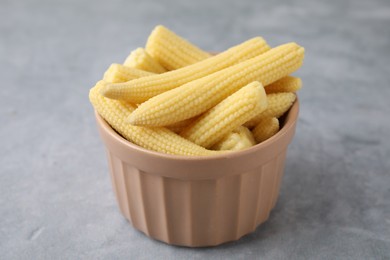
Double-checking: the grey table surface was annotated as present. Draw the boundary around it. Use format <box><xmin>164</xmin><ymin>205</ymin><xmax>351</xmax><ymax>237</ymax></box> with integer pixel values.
<box><xmin>1</xmin><ymin>0</ymin><xmax>390</xmax><ymax>259</ymax></box>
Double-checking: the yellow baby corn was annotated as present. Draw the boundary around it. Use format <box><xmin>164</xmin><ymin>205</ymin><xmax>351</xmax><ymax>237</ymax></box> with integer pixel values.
<box><xmin>252</xmin><ymin>117</ymin><xmax>280</xmax><ymax>143</ymax></box>
<box><xmin>265</xmin><ymin>76</ymin><xmax>302</xmax><ymax>94</ymax></box>
<box><xmin>123</xmin><ymin>48</ymin><xmax>167</xmax><ymax>73</ymax></box>
<box><xmin>101</xmin><ymin>37</ymin><xmax>270</xmax><ymax>102</ymax></box>
<box><xmin>129</xmin><ymin>42</ymin><xmax>304</xmax><ymax>126</ymax></box>
<box><xmin>89</xmin><ymin>81</ymin><xmax>218</xmax><ymax>156</ymax></box>
<box><xmin>212</xmin><ymin>126</ymin><xmax>256</xmax><ymax>151</ymax></box>
<box><xmin>103</xmin><ymin>64</ymin><xmax>154</xmax><ymax>83</ymax></box>
<box><xmin>145</xmin><ymin>25</ymin><xmax>211</xmax><ymax>70</ymax></box>
<box><xmin>245</xmin><ymin>92</ymin><xmax>296</xmax><ymax>128</ymax></box>
<box><xmin>180</xmin><ymin>82</ymin><xmax>267</xmax><ymax>148</ymax></box>
<box><xmin>166</xmin><ymin>117</ymin><xmax>196</xmax><ymax>133</ymax></box>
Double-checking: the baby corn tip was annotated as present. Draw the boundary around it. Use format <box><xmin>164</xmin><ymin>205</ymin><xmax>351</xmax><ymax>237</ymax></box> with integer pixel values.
<box><xmin>127</xmin><ymin>114</ymin><xmax>140</xmax><ymax>125</ymax></box>
<box><xmin>99</xmin><ymin>83</ymin><xmax>113</xmax><ymax>98</ymax></box>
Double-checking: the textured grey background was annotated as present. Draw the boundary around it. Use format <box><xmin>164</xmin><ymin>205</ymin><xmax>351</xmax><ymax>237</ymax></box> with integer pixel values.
<box><xmin>1</xmin><ymin>0</ymin><xmax>390</xmax><ymax>259</ymax></box>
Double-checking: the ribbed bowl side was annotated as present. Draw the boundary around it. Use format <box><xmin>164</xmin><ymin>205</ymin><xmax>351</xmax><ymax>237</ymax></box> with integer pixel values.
<box><xmin>106</xmin><ymin>151</ymin><xmax>171</xmax><ymax>242</ymax></box>
<box><xmin>107</xmin><ymin>150</ymin><xmax>287</xmax><ymax>247</ymax></box>
<box><xmin>209</xmin><ymin>151</ymin><xmax>287</xmax><ymax>246</ymax></box>
<box><xmin>253</xmin><ymin>151</ymin><xmax>287</xmax><ymax>228</ymax></box>
<box><xmin>270</xmin><ymin>151</ymin><xmax>287</xmax><ymax>210</ymax></box>
<box><xmin>106</xmin><ymin>150</ymin><xmax>131</xmax><ymax>222</ymax></box>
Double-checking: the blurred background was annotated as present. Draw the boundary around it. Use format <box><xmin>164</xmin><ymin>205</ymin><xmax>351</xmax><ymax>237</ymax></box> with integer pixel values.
<box><xmin>1</xmin><ymin>0</ymin><xmax>389</xmax><ymax>259</ymax></box>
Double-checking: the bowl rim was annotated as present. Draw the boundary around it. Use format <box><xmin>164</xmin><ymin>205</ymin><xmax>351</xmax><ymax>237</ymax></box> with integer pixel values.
<box><xmin>94</xmin><ymin>97</ymin><xmax>299</xmax><ymax>161</ymax></box>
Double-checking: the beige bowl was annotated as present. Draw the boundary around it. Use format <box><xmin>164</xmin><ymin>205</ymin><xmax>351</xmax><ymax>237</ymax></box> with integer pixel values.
<box><xmin>94</xmin><ymin>99</ymin><xmax>299</xmax><ymax>247</ymax></box>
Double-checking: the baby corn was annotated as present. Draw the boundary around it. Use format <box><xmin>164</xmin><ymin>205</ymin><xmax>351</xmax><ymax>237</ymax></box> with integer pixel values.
<box><xmin>245</xmin><ymin>92</ymin><xmax>296</xmax><ymax>128</ymax></box>
<box><xmin>180</xmin><ymin>82</ymin><xmax>267</xmax><ymax>148</ymax></box>
<box><xmin>103</xmin><ymin>63</ymin><xmax>154</xmax><ymax>83</ymax></box>
<box><xmin>265</xmin><ymin>76</ymin><xmax>302</xmax><ymax>94</ymax></box>
<box><xmin>123</xmin><ymin>48</ymin><xmax>167</xmax><ymax>73</ymax></box>
<box><xmin>145</xmin><ymin>25</ymin><xmax>211</xmax><ymax>70</ymax></box>
<box><xmin>212</xmin><ymin>126</ymin><xmax>256</xmax><ymax>151</ymax></box>
<box><xmin>101</xmin><ymin>37</ymin><xmax>270</xmax><ymax>102</ymax></box>
<box><xmin>166</xmin><ymin>117</ymin><xmax>196</xmax><ymax>133</ymax></box>
<box><xmin>252</xmin><ymin>117</ymin><xmax>280</xmax><ymax>143</ymax></box>
<box><xmin>89</xmin><ymin>81</ymin><xmax>218</xmax><ymax>156</ymax></box>
<box><xmin>129</xmin><ymin>42</ymin><xmax>304</xmax><ymax>126</ymax></box>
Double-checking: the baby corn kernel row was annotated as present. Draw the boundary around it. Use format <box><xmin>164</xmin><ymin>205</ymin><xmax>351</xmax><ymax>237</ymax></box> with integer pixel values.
<box><xmin>89</xmin><ymin>25</ymin><xmax>304</xmax><ymax>156</ymax></box>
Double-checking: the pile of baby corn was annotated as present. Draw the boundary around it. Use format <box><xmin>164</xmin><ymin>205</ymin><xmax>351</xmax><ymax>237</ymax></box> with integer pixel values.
<box><xmin>89</xmin><ymin>25</ymin><xmax>304</xmax><ymax>156</ymax></box>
